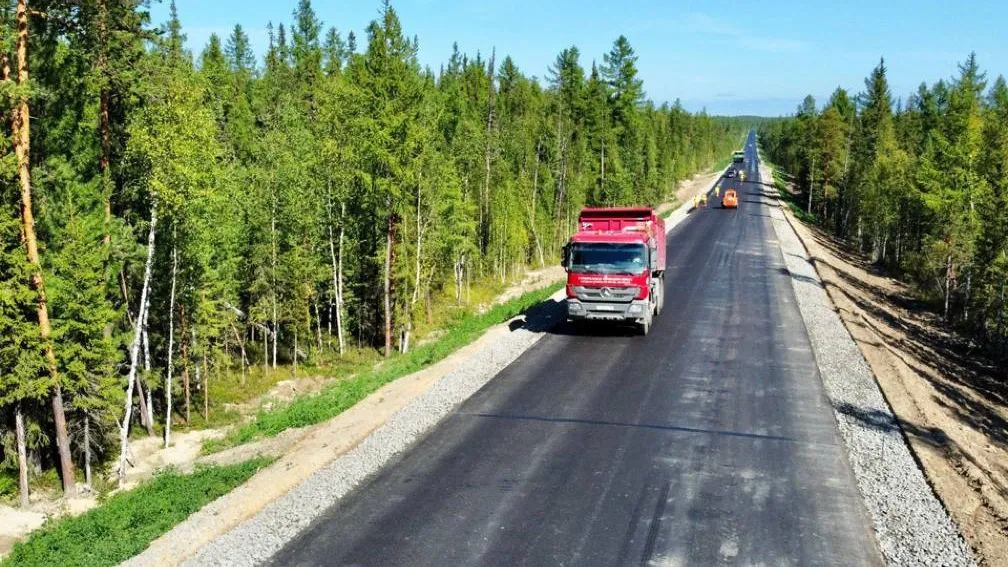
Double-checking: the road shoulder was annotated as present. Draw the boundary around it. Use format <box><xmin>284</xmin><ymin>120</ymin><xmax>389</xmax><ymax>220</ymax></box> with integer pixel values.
<box><xmin>760</xmin><ymin>159</ymin><xmax>976</xmax><ymax>566</ymax></box>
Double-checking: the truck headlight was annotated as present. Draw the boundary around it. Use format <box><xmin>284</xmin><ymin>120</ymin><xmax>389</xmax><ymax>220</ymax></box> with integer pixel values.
<box><xmin>568</xmin><ymin>301</ymin><xmax>582</xmax><ymax>311</ymax></box>
<box><xmin>628</xmin><ymin>304</ymin><xmax>643</xmax><ymax>314</ymax></box>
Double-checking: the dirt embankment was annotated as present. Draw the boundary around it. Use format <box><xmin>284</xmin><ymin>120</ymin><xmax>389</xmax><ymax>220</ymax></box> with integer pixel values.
<box><xmin>656</xmin><ymin>167</ymin><xmax>725</xmax><ymax>217</ymax></box>
<box><xmin>780</xmin><ymin>204</ymin><xmax>1008</xmax><ymax>566</ymax></box>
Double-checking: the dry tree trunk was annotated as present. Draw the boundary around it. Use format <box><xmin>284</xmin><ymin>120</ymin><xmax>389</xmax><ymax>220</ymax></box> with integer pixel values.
<box><xmin>118</xmin><ymin>199</ymin><xmax>157</xmax><ymax>487</ymax></box>
<box><xmin>383</xmin><ymin>213</ymin><xmax>398</xmax><ymax>357</ymax></box>
<box><xmin>327</xmin><ymin>199</ymin><xmax>346</xmax><ymax>357</ymax></box>
<box><xmin>530</xmin><ymin>138</ymin><xmax>545</xmax><ymax>267</ymax></box>
<box><xmin>138</xmin><ymin>301</ymin><xmax>154</xmax><ymax>436</ymax></box>
<box><xmin>337</xmin><ymin>201</ymin><xmax>345</xmax><ymax>343</ymax></box>
<box><xmin>271</xmin><ymin>198</ymin><xmax>279</xmax><ymax>370</ymax></box>
<box><xmin>404</xmin><ymin>173</ymin><xmax>425</xmax><ymax>354</ymax></box>
<box><xmin>231</xmin><ymin>324</ymin><xmax>247</xmax><ymax>384</ymax></box>
<box><xmin>12</xmin><ymin>0</ymin><xmax>75</xmax><ymax>494</ymax></box>
<box><xmin>164</xmin><ymin>233</ymin><xmax>178</xmax><ymax>448</ymax></box>
<box><xmin>83</xmin><ymin>414</ymin><xmax>92</xmax><ymax>489</ymax></box>
<box><xmin>262</xmin><ymin>324</ymin><xmax>268</xmax><ymax>371</ymax></box>
<box><xmin>314</xmin><ymin>300</ymin><xmax>322</xmax><ymax>352</ymax></box>
<box><xmin>15</xmin><ymin>402</ymin><xmax>29</xmax><ymax>507</ymax></box>
<box><xmin>180</xmin><ymin>303</ymin><xmax>191</xmax><ymax>423</ymax></box>
<box><xmin>945</xmin><ymin>253</ymin><xmax>953</xmax><ymax>322</ymax></box>
<box><xmin>203</xmin><ymin>349</ymin><xmax>209</xmax><ymax>422</ymax></box>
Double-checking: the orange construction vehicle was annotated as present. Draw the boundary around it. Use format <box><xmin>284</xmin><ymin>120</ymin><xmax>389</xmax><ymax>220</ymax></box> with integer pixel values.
<box><xmin>721</xmin><ymin>189</ymin><xmax>738</xmax><ymax>209</ymax></box>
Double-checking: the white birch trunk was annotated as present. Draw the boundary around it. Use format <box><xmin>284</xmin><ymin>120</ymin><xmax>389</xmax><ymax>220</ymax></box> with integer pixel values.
<box><xmin>138</xmin><ymin>281</ymin><xmax>154</xmax><ymax>436</ymax></box>
<box><xmin>531</xmin><ymin>138</ymin><xmax>545</xmax><ymax>267</ymax></box>
<box><xmin>271</xmin><ymin>197</ymin><xmax>278</xmax><ymax>369</ymax></box>
<box><xmin>15</xmin><ymin>402</ymin><xmax>29</xmax><ymax>507</ymax></box>
<box><xmin>944</xmin><ymin>254</ymin><xmax>953</xmax><ymax>321</ymax></box>
<box><xmin>337</xmin><ymin>203</ymin><xmax>346</xmax><ymax>356</ymax></box>
<box><xmin>164</xmin><ymin>234</ymin><xmax>177</xmax><ymax>448</ymax></box>
<box><xmin>384</xmin><ymin>218</ymin><xmax>393</xmax><ymax>357</ymax></box>
<box><xmin>327</xmin><ymin>193</ymin><xmax>346</xmax><ymax>357</ymax></box>
<box><xmin>413</xmin><ymin>172</ymin><xmax>422</xmax><ymax>306</ymax></box>
<box><xmin>142</xmin><ymin>299</ymin><xmax>151</xmax><ymax>372</ymax></box>
<box><xmin>314</xmin><ymin>300</ymin><xmax>323</xmax><ymax>351</ymax></box>
<box><xmin>194</xmin><ymin>362</ymin><xmax>202</xmax><ymax>419</ymax></box>
<box><xmin>119</xmin><ymin>199</ymin><xmax>157</xmax><ymax>488</ymax></box>
<box><xmin>231</xmin><ymin>324</ymin><xmax>247</xmax><ymax>383</ymax></box>
<box><xmin>84</xmin><ymin>414</ymin><xmax>92</xmax><ymax>489</ymax></box>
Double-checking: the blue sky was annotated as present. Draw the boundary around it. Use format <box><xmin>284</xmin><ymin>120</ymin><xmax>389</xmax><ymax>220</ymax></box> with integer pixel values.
<box><xmin>152</xmin><ymin>0</ymin><xmax>1007</xmax><ymax>116</ymax></box>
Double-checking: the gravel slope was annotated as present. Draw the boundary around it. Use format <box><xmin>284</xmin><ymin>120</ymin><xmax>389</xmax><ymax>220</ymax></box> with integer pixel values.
<box><xmin>760</xmin><ymin>157</ymin><xmax>976</xmax><ymax>566</ymax></box>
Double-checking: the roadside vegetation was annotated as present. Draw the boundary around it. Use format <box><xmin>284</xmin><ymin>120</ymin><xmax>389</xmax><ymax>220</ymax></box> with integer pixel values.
<box><xmin>206</xmin><ymin>283</ymin><xmax>562</xmax><ymax>452</ymax></box>
<box><xmin>1</xmin><ymin>457</ymin><xmax>272</xmax><ymax>567</ymax></box>
<box><xmin>761</xmin><ymin>54</ymin><xmax>1008</xmax><ymax>358</ymax></box>
<box><xmin>0</xmin><ymin>0</ymin><xmax>752</xmax><ymax>508</ymax></box>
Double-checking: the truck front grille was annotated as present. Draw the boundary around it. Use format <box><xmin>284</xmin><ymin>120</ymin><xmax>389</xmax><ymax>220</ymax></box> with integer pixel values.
<box><xmin>572</xmin><ymin>286</ymin><xmax>637</xmax><ymax>303</ymax></box>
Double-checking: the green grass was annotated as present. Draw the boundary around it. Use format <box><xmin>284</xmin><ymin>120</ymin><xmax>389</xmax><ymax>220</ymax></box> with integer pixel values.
<box><xmin>711</xmin><ymin>155</ymin><xmax>733</xmax><ymax>173</ymax></box>
<box><xmin>0</xmin><ymin>471</ymin><xmax>16</xmax><ymax>501</ymax></box>
<box><xmin>204</xmin><ymin>282</ymin><xmax>564</xmax><ymax>453</ymax></box>
<box><xmin>2</xmin><ymin>458</ymin><xmax>272</xmax><ymax>567</ymax></box>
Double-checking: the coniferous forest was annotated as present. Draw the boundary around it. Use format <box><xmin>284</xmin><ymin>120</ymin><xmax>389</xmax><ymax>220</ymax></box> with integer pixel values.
<box><xmin>0</xmin><ymin>0</ymin><xmax>747</xmax><ymax>501</ymax></box>
<box><xmin>761</xmin><ymin>55</ymin><xmax>1008</xmax><ymax>359</ymax></box>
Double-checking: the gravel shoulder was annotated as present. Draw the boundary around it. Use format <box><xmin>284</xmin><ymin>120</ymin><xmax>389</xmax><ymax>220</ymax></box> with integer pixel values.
<box><xmin>775</xmin><ymin>186</ymin><xmax>1008</xmax><ymax>565</ymax></box>
<box><xmin>760</xmin><ymin>158</ymin><xmax>977</xmax><ymax>566</ymax></box>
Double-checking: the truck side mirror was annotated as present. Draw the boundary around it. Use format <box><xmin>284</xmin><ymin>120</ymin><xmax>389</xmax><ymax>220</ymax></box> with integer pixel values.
<box><xmin>561</xmin><ymin>244</ymin><xmax>570</xmax><ymax>269</ymax></box>
<box><xmin>649</xmin><ymin>250</ymin><xmax>658</xmax><ymax>270</ymax></box>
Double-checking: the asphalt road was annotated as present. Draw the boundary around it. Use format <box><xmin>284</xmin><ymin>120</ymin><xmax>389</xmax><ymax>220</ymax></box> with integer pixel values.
<box><xmin>269</xmin><ymin>131</ymin><xmax>881</xmax><ymax>566</ymax></box>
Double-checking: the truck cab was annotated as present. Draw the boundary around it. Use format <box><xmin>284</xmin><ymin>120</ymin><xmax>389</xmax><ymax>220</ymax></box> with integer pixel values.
<box><xmin>562</xmin><ymin>208</ymin><xmax>666</xmax><ymax>335</ymax></box>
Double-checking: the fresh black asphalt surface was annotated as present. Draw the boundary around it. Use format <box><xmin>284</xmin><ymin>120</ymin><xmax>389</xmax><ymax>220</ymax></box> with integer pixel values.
<box><xmin>268</xmin><ymin>131</ymin><xmax>881</xmax><ymax>566</ymax></box>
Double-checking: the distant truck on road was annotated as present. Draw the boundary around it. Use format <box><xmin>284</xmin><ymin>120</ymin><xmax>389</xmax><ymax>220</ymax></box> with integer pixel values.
<box><xmin>732</xmin><ymin>150</ymin><xmax>745</xmax><ymax>164</ymax></box>
<box><xmin>562</xmin><ymin>207</ymin><xmax>666</xmax><ymax>335</ymax></box>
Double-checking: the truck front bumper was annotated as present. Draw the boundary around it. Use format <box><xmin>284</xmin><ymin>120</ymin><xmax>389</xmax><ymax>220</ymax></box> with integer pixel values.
<box><xmin>566</xmin><ymin>298</ymin><xmax>649</xmax><ymax>322</ymax></box>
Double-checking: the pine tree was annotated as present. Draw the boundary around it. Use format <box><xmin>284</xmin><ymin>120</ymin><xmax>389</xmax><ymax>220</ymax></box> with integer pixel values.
<box><xmin>9</xmin><ymin>0</ymin><xmax>77</xmax><ymax>494</ymax></box>
<box><xmin>0</xmin><ymin>204</ymin><xmax>47</xmax><ymax>506</ymax></box>
<box><xmin>225</xmin><ymin>24</ymin><xmax>256</xmax><ymax>77</ymax></box>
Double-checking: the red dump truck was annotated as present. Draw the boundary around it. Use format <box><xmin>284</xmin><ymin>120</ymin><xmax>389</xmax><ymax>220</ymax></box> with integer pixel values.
<box><xmin>562</xmin><ymin>207</ymin><xmax>666</xmax><ymax>335</ymax></box>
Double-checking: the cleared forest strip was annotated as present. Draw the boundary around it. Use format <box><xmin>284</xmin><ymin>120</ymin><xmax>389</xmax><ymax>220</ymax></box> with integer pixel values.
<box><xmin>763</xmin><ymin>158</ymin><xmax>974</xmax><ymax>565</ymax></box>
<box><xmin>778</xmin><ymin>192</ymin><xmax>1008</xmax><ymax>566</ymax></box>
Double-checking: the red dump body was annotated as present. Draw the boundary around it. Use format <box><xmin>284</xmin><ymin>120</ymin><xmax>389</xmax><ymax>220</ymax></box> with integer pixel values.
<box><xmin>574</xmin><ymin>208</ymin><xmax>666</xmax><ymax>272</ymax></box>
<box><xmin>563</xmin><ymin>207</ymin><xmax>667</xmax><ymax>334</ymax></box>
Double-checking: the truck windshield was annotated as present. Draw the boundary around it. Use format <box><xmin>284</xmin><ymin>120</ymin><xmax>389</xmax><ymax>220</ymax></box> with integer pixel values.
<box><xmin>568</xmin><ymin>243</ymin><xmax>647</xmax><ymax>274</ymax></box>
